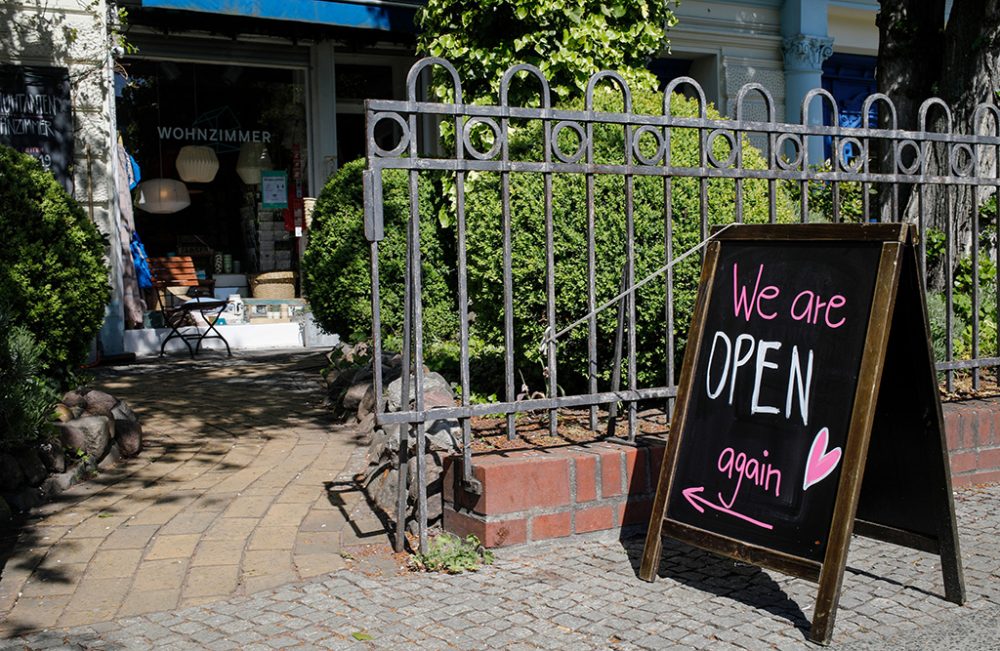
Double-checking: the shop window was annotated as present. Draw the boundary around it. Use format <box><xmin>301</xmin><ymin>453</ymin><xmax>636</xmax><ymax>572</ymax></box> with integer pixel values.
<box><xmin>336</xmin><ymin>64</ymin><xmax>394</xmax><ymax>101</ymax></box>
<box><xmin>116</xmin><ymin>60</ymin><xmax>309</xmax><ymax>298</ymax></box>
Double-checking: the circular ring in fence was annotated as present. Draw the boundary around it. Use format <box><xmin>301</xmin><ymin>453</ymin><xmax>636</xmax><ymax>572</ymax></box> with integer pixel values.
<box><xmin>462</xmin><ymin>117</ymin><xmax>504</xmax><ymax>161</ymax></box>
<box><xmin>775</xmin><ymin>133</ymin><xmax>804</xmax><ymax>170</ymax></box>
<box><xmin>949</xmin><ymin>143</ymin><xmax>975</xmax><ymax>177</ymax></box>
<box><xmin>552</xmin><ymin>120</ymin><xmax>588</xmax><ymax>164</ymax></box>
<box><xmin>369</xmin><ymin>112</ymin><xmax>410</xmax><ymax>158</ymax></box>
<box><xmin>895</xmin><ymin>139</ymin><xmax>923</xmax><ymax>175</ymax></box>
<box><xmin>632</xmin><ymin>125</ymin><xmax>666</xmax><ymax>166</ymax></box>
<box><xmin>706</xmin><ymin>129</ymin><xmax>738</xmax><ymax>169</ymax></box>
<box><xmin>837</xmin><ymin>137</ymin><xmax>866</xmax><ymax>173</ymax></box>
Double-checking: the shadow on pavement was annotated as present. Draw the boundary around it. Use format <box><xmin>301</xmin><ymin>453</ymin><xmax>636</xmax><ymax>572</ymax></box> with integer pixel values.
<box><xmin>618</xmin><ymin>533</ymin><xmax>812</xmax><ymax>639</ymax></box>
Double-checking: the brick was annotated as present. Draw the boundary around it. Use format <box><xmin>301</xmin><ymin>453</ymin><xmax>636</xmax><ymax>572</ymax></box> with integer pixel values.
<box><xmin>943</xmin><ymin>409</ymin><xmax>963</xmax><ymax>450</ymax></box>
<box><xmin>977</xmin><ymin>447</ymin><xmax>1000</xmax><ymax>471</ymax></box>
<box><xmin>574</xmin><ymin>454</ymin><xmax>597</xmax><ymax>503</ymax></box>
<box><xmin>475</xmin><ymin>455</ymin><xmax>571</xmax><ymax>515</ymax></box>
<box><xmin>975</xmin><ymin>408</ymin><xmax>1000</xmax><ymax>447</ymax></box>
<box><xmin>951</xmin><ymin>473</ymin><xmax>973</xmax><ymax>489</ymax></box>
<box><xmin>443</xmin><ymin>508</ymin><xmax>527</xmax><ymax>548</ymax></box>
<box><xmin>967</xmin><ymin>469</ymin><xmax>1000</xmax><ymax>486</ymax></box>
<box><xmin>598</xmin><ymin>448</ymin><xmax>623</xmax><ymax>498</ymax></box>
<box><xmin>950</xmin><ymin>451</ymin><xmax>977</xmax><ymax>474</ymax></box>
<box><xmin>531</xmin><ymin>512</ymin><xmax>571</xmax><ymax>541</ymax></box>
<box><xmin>648</xmin><ymin>441</ymin><xmax>667</xmax><ymax>489</ymax></box>
<box><xmin>624</xmin><ymin>446</ymin><xmax>646</xmax><ymax>496</ymax></box>
<box><xmin>574</xmin><ymin>505</ymin><xmax>615</xmax><ymax>534</ymax></box>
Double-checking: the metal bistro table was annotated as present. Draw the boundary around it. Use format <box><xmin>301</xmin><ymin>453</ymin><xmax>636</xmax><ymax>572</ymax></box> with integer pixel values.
<box><xmin>159</xmin><ymin>298</ymin><xmax>232</xmax><ymax>358</ymax></box>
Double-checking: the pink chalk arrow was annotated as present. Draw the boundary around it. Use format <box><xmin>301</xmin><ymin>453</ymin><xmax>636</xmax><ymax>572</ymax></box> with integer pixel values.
<box><xmin>681</xmin><ymin>486</ymin><xmax>774</xmax><ymax>530</ymax></box>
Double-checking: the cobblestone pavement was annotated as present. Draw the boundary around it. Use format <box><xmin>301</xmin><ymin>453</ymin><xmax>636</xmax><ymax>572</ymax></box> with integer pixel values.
<box><xmin>0</xmin><ymin>352</ymin><xmax>389</xmax><ymax>635</ymax></box>
<box><xmin>3</xmin><ymin>479</ymin><xmax>998</xmax><ymax>650</ymax></box>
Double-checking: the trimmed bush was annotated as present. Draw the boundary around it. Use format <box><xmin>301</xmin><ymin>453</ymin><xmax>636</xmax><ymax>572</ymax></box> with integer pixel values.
<box><xmin>0</xmin><ymin>307</ymin><xmax>58</xmax><ymax>451</ymax></box>
<box><xmin>462</xmin><ymin>88</ymin><xmax>797</xmax><ymax>392</ymax></box>
<box><xmin>303</xmin><ymin>160</ymin><xmax>458</xmax><ymax>349</ymax></box>
<box><xmin>303</xmin><ymin>90</ymin><xmax>796</xmax><ymax>396</ymax></box>
<box><xmin>0</xmin><ymin>145</ymin><xmax>109</xmax><ymax>382</ymax></box>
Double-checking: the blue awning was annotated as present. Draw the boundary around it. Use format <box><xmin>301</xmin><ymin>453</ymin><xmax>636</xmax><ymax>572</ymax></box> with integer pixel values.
<box><xmin>139</xmin><ymin>0</ymin><xmax>420</xmax><ymax>31</ymax></box>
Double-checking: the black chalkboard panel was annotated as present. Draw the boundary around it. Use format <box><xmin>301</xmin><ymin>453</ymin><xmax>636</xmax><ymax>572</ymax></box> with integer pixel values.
<box><xmin>0</xmin><ymin>65</ymin><xmax>74</xmax><ymax>191</ymax></box>
<box><xmin>664</xmin><ymin>240</ymin><xmax>881</xmax><ymax>561</ymax></box>
<box><xmin>639</xmin><ymin>224</ymin><xmax>966</xmax><ymax>646</ymax></box>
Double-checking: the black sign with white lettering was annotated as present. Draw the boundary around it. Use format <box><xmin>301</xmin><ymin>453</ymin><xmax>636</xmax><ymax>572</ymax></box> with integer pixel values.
<box><xmin>0</xmin><ymin>65</ymin><xmax>74</xmax><ymax>190</ymax></box>
<box><xmin>663</xmin><ymin>240</ymin><xmax>880</xmax><ymax>561</ymax></box>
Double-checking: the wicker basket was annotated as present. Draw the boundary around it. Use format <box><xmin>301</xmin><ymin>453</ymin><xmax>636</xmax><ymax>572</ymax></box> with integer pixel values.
<box><xmin>250</xmin><ymin>271</ymin><xmax>297</xmax><ymax>299</ymax></box>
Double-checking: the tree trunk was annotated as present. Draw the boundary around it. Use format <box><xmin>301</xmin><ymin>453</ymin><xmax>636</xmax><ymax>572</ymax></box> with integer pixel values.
<box><xmin>877</xmin><ymin>0</ymin><xmax>1000</xmax><ymax>285</ymax></box>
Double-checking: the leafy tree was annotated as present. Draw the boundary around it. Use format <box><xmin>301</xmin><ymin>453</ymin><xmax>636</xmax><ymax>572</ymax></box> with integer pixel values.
<box><xmin>416</xmin><ymin>0</ymin><xmax>678</xmax><ymax>105</ymax></box>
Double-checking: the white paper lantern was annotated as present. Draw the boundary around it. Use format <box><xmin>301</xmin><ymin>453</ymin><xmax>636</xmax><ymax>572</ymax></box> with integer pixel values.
<box><xmin>176</xmin><ymin>145</ymin><xmax>219</xmax><ymax>183</ymax></box>
<box><xmin>236</xmin><ymin>142</ymin><xmax>272</xmax><ymax>185</ymax></box>
<box><xmin>136</xmin><ymin>178</ymin><xmax>191</xmax><ymax>214</ymax></box>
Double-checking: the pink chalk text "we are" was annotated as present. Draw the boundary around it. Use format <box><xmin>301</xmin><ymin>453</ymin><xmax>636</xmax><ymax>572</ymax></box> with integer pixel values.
<box><xmin>733</xmin><ymin>263</ymin><xmax>848</xmax><ymax>329</ymax></box>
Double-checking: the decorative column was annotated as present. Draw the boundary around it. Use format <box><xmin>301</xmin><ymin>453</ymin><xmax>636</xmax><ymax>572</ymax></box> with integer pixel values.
<box><xmin>782</xmin><ymin>33</ymin><xmax>834</xmax><ymax>164</ymax></box>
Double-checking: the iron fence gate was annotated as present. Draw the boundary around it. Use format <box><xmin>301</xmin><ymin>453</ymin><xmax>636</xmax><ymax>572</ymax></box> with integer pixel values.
<box><xmin>364</xmin><ymin>57</ymin><xmax>1000</xmax><ymax>552</ymax></box>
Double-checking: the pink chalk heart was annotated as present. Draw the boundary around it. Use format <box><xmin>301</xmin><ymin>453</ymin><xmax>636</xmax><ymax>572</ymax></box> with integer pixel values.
<box><xmin>802</xmin><ymin>427</ymin><xmax>842</xmax><ymax>491</ymax></box>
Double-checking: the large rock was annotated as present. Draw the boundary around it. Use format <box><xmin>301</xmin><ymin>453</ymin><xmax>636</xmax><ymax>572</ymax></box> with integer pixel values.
<box><xmin>14</xmin><ymin>449</ymin><xmax>47</xmax><ymax>487</ymax></box>
<box><xmin>342</xmin><ymin>368</ymin><xmax>373</xmax><ymax>414</ymax></box>
<box><xmin>53</xmin><ymin>404</ymin><xmax>75</xmax><ymax>423</ymax></box>
<box><xmin>83</xmin><ymin>390</ymin><xmax>119</xmax><ymax>417</ymax></box>
<box><xmin>385</xmin><ymin>371</ymin><xmax>454</xmax><ymax>412</ymax></box>
<box><xmin>61</xmin><ymin>389</ymin><xmax>88</xmax><ymax>408</ymax></box>
<box><xmin>0</xmin><ymin>453</ymin><xmax>24</xmax><ymax>491</ymax></box>
<box><xmin>37</xmin><ymin>441</ymin><xmax>66</xmax><ymax>474</ymax></box>
<box><xmin>55</xmin><ymin>416</ymin><xmax>113</xmax><ymax>461</ymax></box>
<box><xmin>111</xmin><ymin>401</ymin><xmax>143</xmax><ymax>457</ymax></box>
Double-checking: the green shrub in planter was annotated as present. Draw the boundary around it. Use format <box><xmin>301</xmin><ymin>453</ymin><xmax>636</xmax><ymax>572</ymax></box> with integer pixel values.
<box><xmin>462</xmin><ymin>88</ymin><xmax>797</xmax><ymax>392</ymax></box>
<box><xmin>0</xmin><ymin>145</ymin><xmax>109</xmax><ymax>382</ymax></box>
<box><xmin>0</xmin><ymin>307</ymin><xmax>59</xmax><ymax>451</ymax></box>
<box><xmin>302</xmin><ymin>160</ymin><xmax>458</xmax><ymax>349</ymax></box>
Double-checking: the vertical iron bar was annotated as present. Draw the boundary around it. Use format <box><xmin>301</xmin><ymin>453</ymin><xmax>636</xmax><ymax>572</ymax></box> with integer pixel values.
<box><xmin>408</xmin><ymin>167</ymin><xmax>428</xmax><ymax>554</ymax></box>
<box><xmin>607</xmin><ymin>262</ymin><xmax>627</xmax><ymax>437</ymax></box>
<box><xmin>397</xmin><ymin>184</ymin><xmax>413</xmax><ymax>553</ymax></box>
<box><xmin>501</xmin><ymin>153</ymin><xmax>516</xmax><ymax>439</ymax></box>
<box><xmin>625</xmin><ymin>128</ymin><xmax>637</xmax><ymax>442</ymax></box>
<box><xmin>832</xmin><ymin>135</ymin><xmax>841</xmax><ymax>223</ymax></box>
<box><xmin>664</xmin><ymin>166</ymin><xmax>676</xmax><ymax>419</ymax></box>
<box><xmin>455</xmin><ymin>168</ymin><xmax>472</xmax><ymax>483</ymax></box>
<box><xmin>945</xmin><ymin>178</ymin><xmax>955</xmax><ymax>392</ymax></box>
<box><xmin>587</xmin><ymin>122</ymin><xmax>598</xmax><ymax>431</ymax></box>
<box><xmin>971</xmin><ymin>181</ymin><xmax>980</xmax><ymax>391</ymax></box>
<box><xmin>544</xmin><ymin>118</ymin><xmax>558</xmax><ymax>436</ymax></box>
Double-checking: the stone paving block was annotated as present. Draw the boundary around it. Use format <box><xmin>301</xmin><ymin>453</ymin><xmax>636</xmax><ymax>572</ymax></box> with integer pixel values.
<box><xmin>182</xmin><ymin>564</ymin><xmax>240</xmax><ymax>598</ymax></box>
<box><xmin>145</xmin><ymin>534</ymin><xmax>201</xmax><ymax>560</ymax></box>
<box><xmin>131</xmin><ymin>558</ymin><xmax>188</xmax><ymax>592</ymax></box>
<box><xmin>190</xmin><ymin>540</ymin><xmax>245</xmax><ymax>567</ymax></box>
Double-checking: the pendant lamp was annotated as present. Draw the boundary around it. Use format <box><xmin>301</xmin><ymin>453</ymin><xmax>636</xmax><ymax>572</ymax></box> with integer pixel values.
<box><xmin>136</xmin><ymin>178</ymin><xmax>191</xmax><ymax>214</ymax></box>
<box><xmin>236</xmin><ymin>142</ymin><xmax>272</xmax><ymax>185</ymax></box>
<box><xmin>176</xmin><ymin>145</ymin><xmax>219</xmax><ymax>183</ymax></box>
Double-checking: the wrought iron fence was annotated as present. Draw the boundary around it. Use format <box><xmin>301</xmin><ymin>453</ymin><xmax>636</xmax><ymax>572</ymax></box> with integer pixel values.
<box><xmin>364</xmin><ymin>57</ymin><xmax>1000</xmax><ymax>552</ymax></box>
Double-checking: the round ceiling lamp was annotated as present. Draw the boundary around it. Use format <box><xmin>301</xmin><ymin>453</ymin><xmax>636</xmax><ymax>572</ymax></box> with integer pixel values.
<box><xmin>176</xmin><ymin>145</ymin><xmax>219</xmax><ymax>183</ymax></box>
<box><xmin>236</xmin><ymin>142</ymin><xmax>272</xmax><ymax>186</ymax></box>
<box><xmin>135</xmin><ymin>178</ymin><xmax>191</xmax><ymax>214</ymax></box>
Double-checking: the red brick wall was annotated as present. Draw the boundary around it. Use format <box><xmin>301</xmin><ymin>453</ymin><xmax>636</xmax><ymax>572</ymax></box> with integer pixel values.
<box><xmin>944</xmin><ymin>400</ymin><xmax>1000</xmax><ymax>488</ymax></box>
<box><xmin>444</xmin><ymin>399</ymin><xmax>1000</xmax><ymax>547</ymax></box>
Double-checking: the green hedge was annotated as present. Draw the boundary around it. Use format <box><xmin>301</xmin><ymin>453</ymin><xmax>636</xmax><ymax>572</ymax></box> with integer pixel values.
<box><xmin>0</xmin><ymin>307</ymin><xmax>58</xmax><ymax>451</ymax></box>
<box><xmin>302</xmin><ymin>160</ymin><xmax>458</xmax><ymax>348</ymax></box>
<box><xmin>304</xmin><ymin>89</ymin><xmax>796</xmax><ymax>394</ymax></box>
<box><xmin>0</xmin><ymin>145</ymin><xmax>109</xmax><ymax>383</ymax></box>
<box><xmin>463</xmin><ymin>89</ymin><xmax>796</xmax><ymax>391</ymax></box>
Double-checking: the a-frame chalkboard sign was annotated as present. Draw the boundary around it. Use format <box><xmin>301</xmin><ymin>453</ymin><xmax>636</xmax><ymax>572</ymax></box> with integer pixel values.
<box><xmin>640</xmin><ymin>223</ymin><xmax>965</xmax><ymax>645</ymax></box>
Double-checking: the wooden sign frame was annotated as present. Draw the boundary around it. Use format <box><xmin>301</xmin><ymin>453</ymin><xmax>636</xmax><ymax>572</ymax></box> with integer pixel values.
<box><xmin>639</xmin><ymin>223</ymin><xmax>965</xmax><ymax>645</ymax></box>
